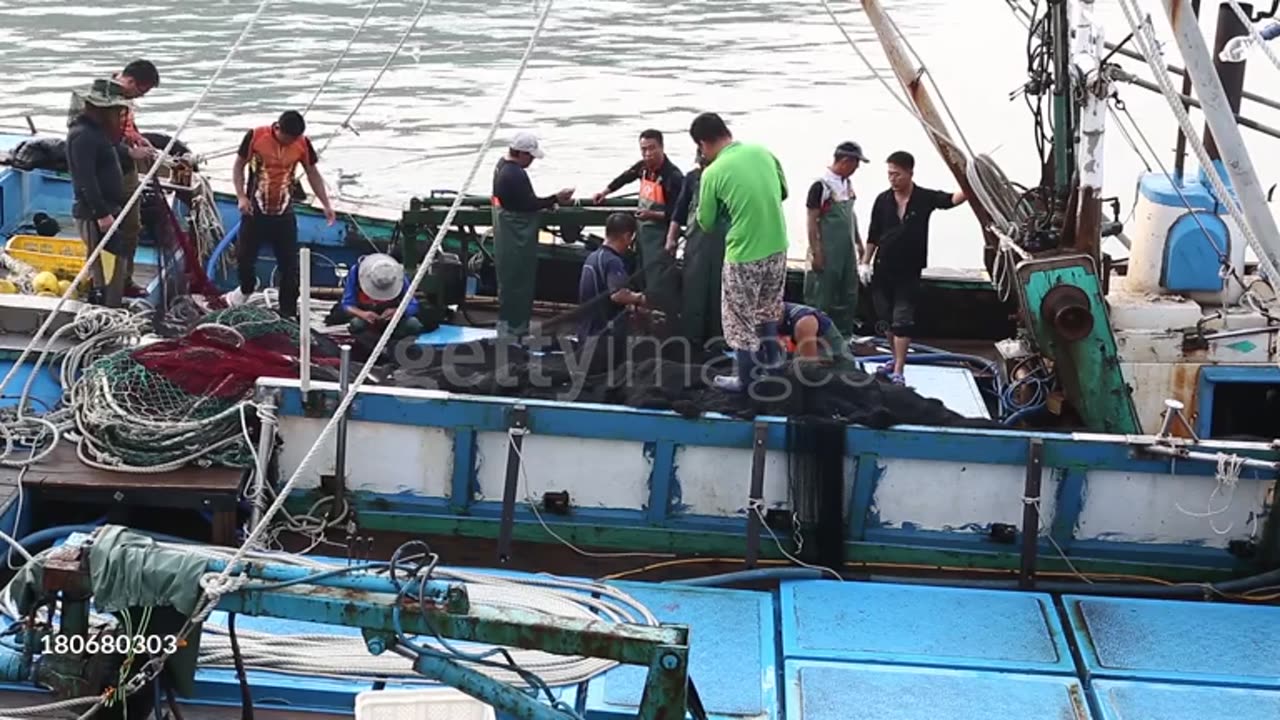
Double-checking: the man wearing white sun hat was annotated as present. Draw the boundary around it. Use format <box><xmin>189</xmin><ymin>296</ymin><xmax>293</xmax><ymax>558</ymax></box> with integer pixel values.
<box><xmin>336</xmin><ymin>252</ymin><xmax>424</xmax><ymax>341</ymax></box>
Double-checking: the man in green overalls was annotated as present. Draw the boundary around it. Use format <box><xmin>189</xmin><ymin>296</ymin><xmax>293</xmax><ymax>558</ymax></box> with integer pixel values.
<box><xmin>491</xmin><ymin>132</ymin><xmax>574</xmax><ymax>338</ymax></box>
<box><xmin>666</xmin><ymin>151</ymin><xmax>727</xmax><ymax>350</ymax></box>
<box><xmin>593</xmin><ymin>130</ymin><xmax>683</xmax><ymax>318</ymax></box>
<box><xmin>803</xmin><ymin>141</ymin><xmax>869</xmax><ymax>336</ymax></box>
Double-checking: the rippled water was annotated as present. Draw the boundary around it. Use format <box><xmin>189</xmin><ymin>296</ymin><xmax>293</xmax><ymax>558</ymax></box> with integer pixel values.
<box><xmin>1</xmin><ymin>0</ymin><xmax>1278</xmax><ymax>268</ymax></box>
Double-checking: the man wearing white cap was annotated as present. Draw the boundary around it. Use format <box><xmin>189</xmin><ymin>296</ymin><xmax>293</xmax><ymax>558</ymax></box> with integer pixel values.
<box><xmin>491</xmin><ymin>132</ymin><xmax>574</xmax><ymax>338</ymax></box>
<box><xmin>335</xmin><ymin>253</ymin><xmax>424</xmax><ymax>341</ymax></box>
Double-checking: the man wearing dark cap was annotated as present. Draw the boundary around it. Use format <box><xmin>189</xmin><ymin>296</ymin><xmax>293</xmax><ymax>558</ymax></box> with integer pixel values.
<box><xmin>803</xmin><ymin>141</ymin><xmax>868</xmax><ymax>335</ymax></box>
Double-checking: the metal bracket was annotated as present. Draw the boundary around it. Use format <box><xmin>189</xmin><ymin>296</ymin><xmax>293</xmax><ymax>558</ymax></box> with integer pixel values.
<box><xmin>745</xmin><ymin>422</ymin><xmax>768</xmax><ymax>569</ymax></box>
<box><xmin>497</xmin><ymin>405</ymin><xmax>529</xmax><ymax>563</ymax></box>
<box><xmin>1020</xmin><ymin>438</ymin><xmax>1045</xmax><ymax>590</ymax></box>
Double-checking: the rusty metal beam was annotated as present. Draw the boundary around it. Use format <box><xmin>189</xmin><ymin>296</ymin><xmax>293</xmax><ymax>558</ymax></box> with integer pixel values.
<box><xmin>858</xmin><ymin>0</ymin><xmax>1001</xmax><ymax>270</ymax></box>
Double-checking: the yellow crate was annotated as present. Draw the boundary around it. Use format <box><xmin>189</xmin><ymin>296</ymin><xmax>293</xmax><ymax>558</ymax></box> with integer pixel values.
<box><xmin>4</xmin><ymin>235</ymin><xmax>86</xmax><ymax>278</ymax></box>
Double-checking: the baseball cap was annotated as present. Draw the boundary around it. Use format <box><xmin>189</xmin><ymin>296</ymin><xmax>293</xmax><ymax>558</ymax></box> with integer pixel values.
<box><xmin>835</xmin><ymin>141</ymin><xmax>869</xmax><ymax>162</ymax></box>
<box><xmin>509</xmin><ymin>132</ymin><xmax>545</xmax><ymax>159</ymax></box>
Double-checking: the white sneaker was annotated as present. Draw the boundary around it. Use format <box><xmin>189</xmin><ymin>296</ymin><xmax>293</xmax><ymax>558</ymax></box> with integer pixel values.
<box><xmin>713</xmin><ymin>374</ymin><xmax>743</xmax><ymax>393</ymax></box>
<box><xmin>222</xmin><ymin>287</ymin><xmax>247</xmax><ymax>307</ymax></box>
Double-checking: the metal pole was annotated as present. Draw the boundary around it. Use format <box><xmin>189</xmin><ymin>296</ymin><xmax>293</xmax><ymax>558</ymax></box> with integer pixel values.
<box><xmin>335</xmin><ymin>344</ymin><xmax>351</xmax><ymax>494</ymax></box>
<box><xmin>1173</xmin><ymin>0</ymin><xmax>1202</xmax><ymax>177</ymax></box>
<box><xmin>1072</xmin><ymin>0</ymin><xmax>1107</xmax><ymax>260</ymax></box>
<box><xmin>1160</xmin><ymin>0</ymin><xmax>1280</xmax><ymax>283</ymax></box>
<box><xmin>859</xmin><ymin>0</ymin><xmax>1002</xmax><ymax>271</ymax></box>
<box><xmin>1205</xmin><ymin>1</ymin><xmax>1252</xmax><ymax>160</ymax></box>
<box><xmin>1019</xmin><ymin>438</ymin><xmax>1044</xmax><ymax>590</ymax></box>
<box><xmin>1050</xmin><ymin>0</ymin><xmax>1076</xmax><ymax>197</ymax></box>
<box><xmin>300</xmin><ymin>247</ymin><xmax>312</xmax><ymax>394</ymax></box>
<box><xmin>1104</xmin><ymin>35</ymin><xmax>1280</xmax><ymax>113</ymax></box>
<box><xmin>1118</xmin><ymin>72</ymin><xmax>1280</xmax><ymax>140</ymax></box>
<box><xmin>250</xmin><ymin>392</ymin><xmax>277</xmax><ymax>534</ymax></box>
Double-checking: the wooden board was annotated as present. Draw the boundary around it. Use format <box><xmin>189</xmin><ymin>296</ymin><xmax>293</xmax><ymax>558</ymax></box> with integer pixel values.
<box><xmin>0</xmin><ymin>444</ymin><xmax>241</xmax><ymax>544</ymax></box>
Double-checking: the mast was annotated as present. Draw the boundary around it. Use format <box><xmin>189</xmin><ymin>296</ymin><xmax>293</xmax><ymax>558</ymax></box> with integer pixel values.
<box><xmin>858</xmin><ymin>0</ymin><xmax>1001</xmax><ymax>271</ymax></box>
<box><xmin>1071</xmin><ymin>0</ymin><xmax>1108</xmax><ymax>260</ymax></box>
<box><xmin>1049</xmin><ymin>0</ymin><xmax>1077</xmax><ymax>197</ymax></box>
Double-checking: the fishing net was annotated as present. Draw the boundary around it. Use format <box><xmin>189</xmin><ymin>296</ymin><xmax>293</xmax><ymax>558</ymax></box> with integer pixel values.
<box><xmin>76</xmin><ymin>306</ymin><xmax>344</xmax><ymax>471</ymax></box>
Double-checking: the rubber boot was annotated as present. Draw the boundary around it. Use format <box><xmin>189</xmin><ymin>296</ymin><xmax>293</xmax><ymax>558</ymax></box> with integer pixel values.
<box><xmin>756</xmin><ymin>321</ymin><xmax>782</xmax><ymax>374</ymax></box>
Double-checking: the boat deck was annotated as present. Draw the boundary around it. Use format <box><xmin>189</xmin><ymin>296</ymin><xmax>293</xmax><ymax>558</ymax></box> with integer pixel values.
<box><xmin>0</xmin><ymin>444</ymin><xmax>241</xmax><ymax>544</ymax></box>
<box><xmin>1</xmin><ymin>574</ymin><xmax>1270</xmax><ymax>719</ymax></box>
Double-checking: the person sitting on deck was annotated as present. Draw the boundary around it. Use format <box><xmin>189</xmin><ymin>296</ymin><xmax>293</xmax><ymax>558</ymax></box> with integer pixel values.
<box><xmin>577</xmin><ymin>213</ymin><xmax>646</xmax><ymax>340</ymax></box>
<box><xmin>777</xmin><ymin>302</ymin><xmax>856</xmax><ymax>367</ymax></box>
<box><xmin>334</xmin><ymin>253</ymin><xmax>424</xmax><ymax>341</ymax></box>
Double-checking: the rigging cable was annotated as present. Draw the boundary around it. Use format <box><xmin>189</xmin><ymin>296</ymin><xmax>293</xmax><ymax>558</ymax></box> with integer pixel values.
<box><xmin>0</xmin><ymin>0</ymin><xmax>283</xmax><ymax>408</ymax></box>
<box><xmin>81</xmin><ymin>2</ymin><xmax>560</xmax><ymax>715</ymax></box>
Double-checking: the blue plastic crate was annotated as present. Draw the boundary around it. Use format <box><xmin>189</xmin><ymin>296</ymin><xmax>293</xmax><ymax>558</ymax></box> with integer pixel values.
<box><xmin>779</xmin><ymin>581</ymin><xmax>1074</xmax><ymax>674</ymax></box>
<box><xmin>1063</xmin><ymin>595</ymin><xmax>1280</xmax><ymax>689</ymax></box>
<box><xmin>1091</xmin><ymin>679</ymin><xmax>1280</xmax><ymax>720</ymax></box>
<box><xmin>584</xmin><ymin>582</ymin><xmax>777</xmax><ymax>720</ymax></box>
<box><xmin>784</xmin><ymin>659</ymin><xmax>1093</xmax><ymax>720</ymax></box>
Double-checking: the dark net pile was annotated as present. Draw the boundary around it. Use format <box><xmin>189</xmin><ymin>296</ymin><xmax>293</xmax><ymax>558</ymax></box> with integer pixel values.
<box><xmin>390</xmin><ymin>335</ymin><xmax>997</xmax><ymax>429</ymax></box>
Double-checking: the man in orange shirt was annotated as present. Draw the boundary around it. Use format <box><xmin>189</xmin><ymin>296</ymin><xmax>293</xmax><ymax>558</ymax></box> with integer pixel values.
<box><xmin>229</xmin><ymin>110</ymin><xmax>336</xmax><ymax>319</ymax></box>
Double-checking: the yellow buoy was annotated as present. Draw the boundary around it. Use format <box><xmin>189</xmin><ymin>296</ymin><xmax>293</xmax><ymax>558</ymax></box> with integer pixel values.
<box><xmin>32</xmin><ymin>271</ymin><xmax>59</xmax><ymax>295</ymax></box>
<box><xmin>57</xmin><ymin>280</ymin><xmax>73</xmax><ymax>296</ymax></box>
<box><xmin>0</xmin><ymin>279</ymin><xmax>16</xmax><ymax>294</ymax></box>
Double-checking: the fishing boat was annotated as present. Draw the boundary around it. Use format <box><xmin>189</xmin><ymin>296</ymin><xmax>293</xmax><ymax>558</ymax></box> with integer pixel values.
<box><xmin>0</xmin><ymin>0</ymin><xmax>1274</xmax><ymax>718</ymax></box>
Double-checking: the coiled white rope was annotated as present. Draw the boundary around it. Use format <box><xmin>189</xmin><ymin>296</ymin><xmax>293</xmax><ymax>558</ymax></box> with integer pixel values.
<box><xmin>0</xmin><ymin>539</ymin><xmax>655</xmax><ymax>691</ymax></box>
<box><xmin>1118</xmin><ymin>0</ymin><xmax>1280</xmax><ymax>287</ymax></box>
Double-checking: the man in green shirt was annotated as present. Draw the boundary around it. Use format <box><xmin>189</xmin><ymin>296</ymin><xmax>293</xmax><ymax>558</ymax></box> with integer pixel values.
<box><xmin>691</xmin><ymin>112</ymin><xmax>789</xmax><ymax>393</ymax></box>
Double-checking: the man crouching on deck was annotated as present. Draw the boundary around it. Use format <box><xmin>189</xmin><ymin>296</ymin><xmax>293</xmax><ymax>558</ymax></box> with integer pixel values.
<box><xmin>688</xmin><ymin>112</ymin><xmax>789</xmax><ymax>394</ymax></box>
<box><xmin>332</xmin><ymin>253</ymin><xmax>424</xmax><ymax>343</ymax></box>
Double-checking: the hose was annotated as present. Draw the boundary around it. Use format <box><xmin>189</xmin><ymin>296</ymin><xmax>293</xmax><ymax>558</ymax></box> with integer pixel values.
<box><xmin>204</xmin><ymin>222</ymin><xmax>241</xmax><ymax>282</ymax></box>
<box><xmin>667</xmin><ymin>568</ymin><xmax>825</xmax><ymax>586</ymax></box>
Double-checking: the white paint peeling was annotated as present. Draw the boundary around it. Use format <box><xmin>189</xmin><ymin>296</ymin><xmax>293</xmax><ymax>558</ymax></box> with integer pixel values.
<box><xmin>871</xmin><ymin>459</ymin><xmax>1061</xmax><ymax>533</ymax></box>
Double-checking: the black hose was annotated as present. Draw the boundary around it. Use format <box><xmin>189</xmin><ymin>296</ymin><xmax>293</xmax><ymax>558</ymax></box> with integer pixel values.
<box><xmin>227</xmin><ymin>612</ymin><xmax>254</xmax><ymax>720</ymax></box>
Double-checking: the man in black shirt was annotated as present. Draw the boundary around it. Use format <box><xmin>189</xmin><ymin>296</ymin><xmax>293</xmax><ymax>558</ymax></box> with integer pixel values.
<box><xmin>491</xmin><ymin>132</ymin><xmax>574</xmax><ymax>338</ymax></box>
<box><xmin>865</xmin><ymin>151</ymin><xmax>966</xmax><ymax>385</ymax></box>
<box><xmin>592</xmin><ymin>129</ymin><xmax>683</xmax><ymax>315</ymax></box>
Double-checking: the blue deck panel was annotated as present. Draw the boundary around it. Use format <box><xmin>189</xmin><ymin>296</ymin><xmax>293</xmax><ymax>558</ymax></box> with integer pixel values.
<box><xmin>1091</xmin><ymin>680</ymin><xmax>1280</xmax><ymax>720</ymax></box>
<box><xmin>0</xmin><ymin>360</ymin><xmax>61</xmax><ymax>414</ymax></box>
<box><xmin>1063</xmin><ymin>595</ymin><xmax>1280</xmax><ymax>689</ymax></box>
<box><xmin>779</xmin><ymin>580</ymin><xmax>1074</xmax><ymax>675</ymax></box>
<box><xmin>585</xmin><ymin>582</ymin><xmax>776</xmax><ymax>720</ymax></box>
<box><xmin>784</xmin><ymin>660</ymin><xmax>1092</xmax><ymax>720</ymax></box>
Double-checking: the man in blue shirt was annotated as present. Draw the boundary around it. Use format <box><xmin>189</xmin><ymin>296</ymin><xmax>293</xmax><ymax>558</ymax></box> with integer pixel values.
<box><xmin>336</xmin><ymin>253</ymin><xmax>424</xmax><ymax>340</ymax></box>
<box><xmin>578</xmin><ymin>213</ymin><xmax>646</xmax><ymax>339</ymax></box>
<box><xmin>778</xmin><ymin>302</ymin><xmax>855</xmax><ymax>366</ymax></box>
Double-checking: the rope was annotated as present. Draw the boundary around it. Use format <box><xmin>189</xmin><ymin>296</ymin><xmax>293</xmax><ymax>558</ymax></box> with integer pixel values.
<box><xmin>0</xmin><ymin>0</ymin><xmax>282</xmax><ymax>406</ymax></box>
<box><xmin>90</xmin><ymin>3</ymin><xmax>558</xmax><ymax>710</ymax></box>
<box><xmin>315</xmin><ymin>0</ymin><xmax>434</xmax><ymax>157</ymax></box>
<box><xmin>1118</xmin><ymin>0</ymin><xmax>1280</xmax><ymax>288</ymax></box>
<box><xmin>304</xmin><ymin>0</ymin><xmax>386</xmax><ymax>116</ymax></box>
<box><xmin>1224</xmin><ymin>0</ymin><xmax>1280</xmax><ymax>73</ymax></box>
